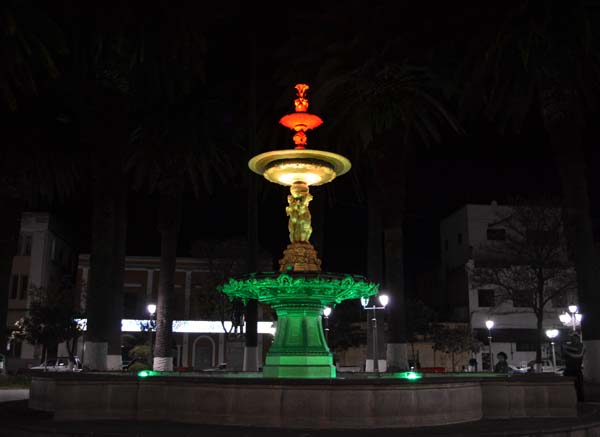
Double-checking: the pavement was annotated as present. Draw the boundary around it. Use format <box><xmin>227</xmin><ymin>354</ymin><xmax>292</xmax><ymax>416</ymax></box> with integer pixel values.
<box><xmin>0</xmin><ymin>388</ymin><xmax>29</xmax><ymax>403</ymax></box>
<box><xmin>0</xmin><ymin>401</ymin><xmax>599</xmax><ymax>437</ymax></box>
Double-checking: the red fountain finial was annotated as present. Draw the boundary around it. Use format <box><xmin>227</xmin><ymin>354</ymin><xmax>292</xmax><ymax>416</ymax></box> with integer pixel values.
<box><xmin>279</xmin><ymin>83</ymin><xmax>323</xmax><ymax>150</ymax></box>
<box><xmin>294</xmin><ymin>84</ymin><xmax>309</xmax><ymax>112</ymax></box>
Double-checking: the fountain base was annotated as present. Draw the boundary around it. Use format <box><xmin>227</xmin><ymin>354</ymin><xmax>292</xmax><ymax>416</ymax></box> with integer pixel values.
<box><xmin>263</xmin><ymin>356</ymin><xmax>335</xmax><ymax>378</ymax></box>
<box><xmin>220</xmin><ymin>272</ymin><xmax>378</xmax><ymax>378</ymax></box>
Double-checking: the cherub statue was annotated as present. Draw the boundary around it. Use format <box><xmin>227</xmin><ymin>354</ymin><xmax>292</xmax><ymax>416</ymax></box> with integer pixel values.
<box><xmin>286</xmin><ymin>191</ymin><xmax>313</xmax><ymax>243</ymax></box>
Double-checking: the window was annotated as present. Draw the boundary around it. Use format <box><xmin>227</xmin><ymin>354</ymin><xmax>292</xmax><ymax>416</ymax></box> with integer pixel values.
<box><xmin>19</xmin><ymin>275</ymin><xmax>28</xmax><ymax>300</ymax></box>
<box><xmin>10</xmin><ymin>275</ymin><xmax>18</xmax><ymax>300</ymax></box>
<box><xmin>513</xmin><ymin>292</ymin><xmax>532</xmax><ymax>308</ymax></box>
<box><xmin>457</xmin><ymin>233</ymin><xmax>463</xmax><ymax>245</ymax></box>
<box><xmin>487</xmin><ymin>228</ymin><xmax>506</xmax><ymax>241</ymax></box>
<box><xmin>478</xmin><ymin>289</ymin><xmax>495</xmax><ymax>307</ymax></box>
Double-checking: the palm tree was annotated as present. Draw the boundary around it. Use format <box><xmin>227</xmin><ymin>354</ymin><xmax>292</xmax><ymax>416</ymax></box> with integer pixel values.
<box><xmin>273</xmin><ymin>8</ymin><xmax>461</xmax><ymax>369</ymax></box>
<box><xmin>0</xmin><ymin>0</ymin><xmax>67</xmax><ymax>112</ymax></box>
<box><xmin>48</xmin><ymin>2</ymin><xmax>210</xmax><ymax>370</ymax></box>
<box><xmin>54</xmin><ymin>9</ymin><xmax>133</xmax><ymax>369</ymax></box>
<box><xmin>458</xmin><ymin>1</ymin><xmax>600</xmax><ymax>379</ymax></box>
<box><xmin>128</xmin><ymin>98</ymin><xmax>234</xmax><ymax>371</ymax></box>
<box><xmin>0</xmin><ymin>1</ymin><xmax>76</xmax><ymax>355</ymax></box>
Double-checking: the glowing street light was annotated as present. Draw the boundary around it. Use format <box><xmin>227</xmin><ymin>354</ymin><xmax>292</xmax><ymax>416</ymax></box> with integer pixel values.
<box><xmin>361</xmin><ymin>294</ymin><xmax>390</xmax><ymax>373</ymax></box>
<box><xmin>147</xmin><ymin>304</ymin><xmax>157</xmax><ymax>368</ymax></box>
<box><xmin>568</xmin><ymin>305</ymin><xmax>579</xmax><ymax>333</ymax></box>
<box><xmin>323</xmin><ymin>307</ymin><xmax>332</xmax><ymax>343</ymax></box>
<box><xmin>545</xmin><ymin>329</ymin><xmax>559</xmax><ymax>372</ymax></box>
<box><xmin>560</xmin><ymin>305</ymin><xmax>582</xmax><ymax>335</ymax></box>
<box><xmin>485</xmin><ymin>320</ymin><xmax>495</xmax><ymax>372</ymax></box>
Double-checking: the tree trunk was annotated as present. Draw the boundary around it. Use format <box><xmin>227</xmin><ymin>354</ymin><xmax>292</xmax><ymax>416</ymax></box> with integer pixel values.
<box><xmin>378</xmin><ymin>135</ymin><xmax>413</xmax><ymax>371</ymax></box>
<box><xmin>539</xmin><ymin>84</ymin><xmax>600</xmax><ymax>380</ymax></box>
<box><xmin>384</xmin><ymin>225</ymin><xmax>408</xmax><ymax>369</ymax></box>
<box><xmin>367</xmin><ymin>184</ymin><xmax>383</xmax><ymax>284</ymax></box>
<box><xmin>535</xmin><ymin>313</ymin><xmax>543</xmax><ymax>369</ymax></box>
<box><xmin>106</xmin><ymin>180</ymin><xmax>127</xmax><ymax>370</ymax></box>
<box><xmin>85</xmin><ymin>174</ymin><xmax>116</xmax><ymax>370</ymax></box>
<box><xmin>154</xmin><ymin>190</ymin><xmax>182</xmax><ymax>371</ymax></box>
<box><xmin>0</xmin><ymin>197</ymin><xmax>22</xmax><ymax>355</ymax></box>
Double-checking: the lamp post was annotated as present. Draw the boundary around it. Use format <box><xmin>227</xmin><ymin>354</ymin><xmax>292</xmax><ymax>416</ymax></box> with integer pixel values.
<box><xmin>323</xmin><ymin>306</ymin><xmax>332</xmax><ymax>343</ymax></box>
<box><xmin>361</xmin><ymin>294</ymin><xmax>389</xmax><ymax>373</ymax></box>
<box><xmin>568</xmin><ymin>305</ymin><xmax>578</xmax><ymax>333</ymax></box>
<box><xmin>545</xmin><ymin>329</ymin><xmax>559</xmax><ymax>372</ymax></box>
<box><xmin>485</xmin><ymin>320</ymin><xmax>495</xmax><ymax>372</ymax></box>
<box><xmin>560</xmin><ymin>306</ymin><xmax>582</xmax><ymax>340</ymax></box>
<box><xmin>147</xmin><ymin>304</ymin><xmax>156</xmax><ymax>367</ymax></box>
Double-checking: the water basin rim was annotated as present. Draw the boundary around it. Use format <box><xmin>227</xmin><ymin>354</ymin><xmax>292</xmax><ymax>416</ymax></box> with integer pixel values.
<box><xmin>29</xmin><ymin>372</ymin><xmax>570</xmax><ymax>387</ymax></box>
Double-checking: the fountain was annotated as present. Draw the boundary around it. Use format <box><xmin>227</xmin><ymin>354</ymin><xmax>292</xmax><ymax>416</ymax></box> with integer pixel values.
<box><xmin>221</xmin><ymin>83</ymin><xmax>377</xmax><ymax>378</ymax></box>
<box><xmin>26</xmin><ymin>84</ymin><xmax>579</xmax><ymax>431</ymax></box>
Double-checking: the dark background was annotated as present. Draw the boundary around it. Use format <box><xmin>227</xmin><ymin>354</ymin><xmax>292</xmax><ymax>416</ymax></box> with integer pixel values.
<box><xmin>42</xmin><ymin>2</ymin><xmax>600</xmax><ymax>295</ymax></box>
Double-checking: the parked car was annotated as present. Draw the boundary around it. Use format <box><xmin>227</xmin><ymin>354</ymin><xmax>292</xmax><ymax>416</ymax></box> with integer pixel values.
<box><xmin>30</xmin><ymin>356</ymin><xmax>82</xmax><ymax>372</ymax></box>
<box><xmin>526</xmin><ymin>360</ymin><xmax>564</xmax><ymax>375</ymax></box>
<box><xmin>508</xmin><ymin>364</ymin><xmax>528</xmax><ymax>374</ymax></box>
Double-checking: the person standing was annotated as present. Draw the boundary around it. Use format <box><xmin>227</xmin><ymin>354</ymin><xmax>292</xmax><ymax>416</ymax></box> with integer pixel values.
<box><xmin>494</xmin><ymin>352</ymin><xmax>509</xmax><ymax>373</ymax></box>
<box><xmin>563</xmin><ymin>334</ymin><xmax>584</xmax><ymax>401</ymax></box>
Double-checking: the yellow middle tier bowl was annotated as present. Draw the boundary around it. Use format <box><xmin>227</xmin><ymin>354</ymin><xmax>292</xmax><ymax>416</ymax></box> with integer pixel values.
<box><xmin>248</xmin><ymin>149</ymin><xmax>352</xmax><ymax>187</ymax></box>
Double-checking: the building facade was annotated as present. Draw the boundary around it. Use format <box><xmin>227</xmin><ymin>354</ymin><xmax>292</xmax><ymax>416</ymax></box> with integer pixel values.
<box><xmin>6</xmin><ymin>212</ymin><xmax>78</xmax><ymax>370</ymax></box>
<box><xmin>440</xmin><ymin>203</ymin><xmax>576</xmax><ymax>370</ymax></box>
<box><xmin>76</xmin><ymin>251</ymin><xmax>275</xmax><ymax>371</ymax></box>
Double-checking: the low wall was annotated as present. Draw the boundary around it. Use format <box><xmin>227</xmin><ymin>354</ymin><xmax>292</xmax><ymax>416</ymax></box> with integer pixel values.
<box><xmin>29</xmin><ymin>374</ymin><xmax>577</xmax><ymax>429</ymax></box>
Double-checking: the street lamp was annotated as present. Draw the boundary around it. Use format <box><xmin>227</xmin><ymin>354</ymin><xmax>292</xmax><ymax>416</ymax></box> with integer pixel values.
<box><xmin>568</xmin><ymin>305</ymin><xmax>579</xmax><ymax>333</ymax></box>
<box><xmin>560</xmin><ymin>306</ymin><xmax>582</xmax><ymax>337</ymax></box>
<box><xmin>485</xmin><ymin>320</ymin><xmax>495</xmax><ymax>372</ymax></box>
<box><xmin>323</xmin><ymin>306</ymin><xmax>332</xmax><ymax>343</ymax></box>
<box><xmin>545</xmin><ymin>329</ymin><xmax>559</xmax><ymax>372</ymax></box>
<box><xmin>361</xmin><ymin>294</ymin><xmax>389</xmax><ymax>373</ymax></box>
<box><xmin>147</xmin><ymin>304</ymin><xmax>156</xmax><ymax>367</ymax></box>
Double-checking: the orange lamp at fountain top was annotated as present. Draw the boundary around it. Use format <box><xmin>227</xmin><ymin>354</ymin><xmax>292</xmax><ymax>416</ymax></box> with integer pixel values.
<box><xmin>249</xmin><ymin>83</ymin><xmax>350</xmax><ymax>188</ymax></box>
<box><xmin>279</xmin><ymin>84</ymin><xmax>323</xmax><ymax>149</ymax></box>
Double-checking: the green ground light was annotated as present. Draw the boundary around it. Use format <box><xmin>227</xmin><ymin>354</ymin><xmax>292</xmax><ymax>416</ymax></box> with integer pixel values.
<box><xmin>221</xmin><ymin>273</ymin><xmax>377</xmax><ymax>379</ymax></box>
<box><xmin>394</xmin><ymin>371</ymin><xmax>423</xmax><ymax>380</ymax></box>
<box><xmin>137</xmin><ymin>370</ymin><xmax>161</xmax><ymax>378</ymax></box>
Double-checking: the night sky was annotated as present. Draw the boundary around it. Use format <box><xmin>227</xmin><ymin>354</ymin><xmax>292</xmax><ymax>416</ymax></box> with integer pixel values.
<box><xmin>40</xmin><ymin>2</ymin><xmax>600</xmax><ymax>294</ymax></box>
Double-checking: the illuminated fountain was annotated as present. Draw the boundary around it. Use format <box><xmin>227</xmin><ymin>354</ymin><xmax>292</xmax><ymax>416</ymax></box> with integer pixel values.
<box><xmin>28</xmin><ymin>84</ymin><xmax>579</xmax><ymax>430</ymax></box>
<box><xmin>221</xmin><ymin>84</ymin><xmax>378</xmax><ymax>378</ymax></box>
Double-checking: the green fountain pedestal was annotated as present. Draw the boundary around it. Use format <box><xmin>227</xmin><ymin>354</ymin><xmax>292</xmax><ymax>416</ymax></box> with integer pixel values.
<box><xmin>221</xmin><ymin>272</ymin><xmax>377</xmax><ymax>379</ymax></box>
<box><xmin>263</xmin><ymin>302</ymin><xmax>334</xmax><ymax>378</ymax></box>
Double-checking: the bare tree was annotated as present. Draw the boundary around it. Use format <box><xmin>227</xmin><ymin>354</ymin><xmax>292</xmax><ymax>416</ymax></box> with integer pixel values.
<box><xmin>471</xmin><ymin>200</ymin><xmax>577</xmax><ymax>367</ymax></box>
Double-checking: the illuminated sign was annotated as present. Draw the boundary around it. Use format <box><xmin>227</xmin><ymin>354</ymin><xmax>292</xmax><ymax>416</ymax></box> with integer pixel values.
<box><xmin>75</xmin><ymin>319</ymin><xmax>276</xmax><ymax>335</ymax></box>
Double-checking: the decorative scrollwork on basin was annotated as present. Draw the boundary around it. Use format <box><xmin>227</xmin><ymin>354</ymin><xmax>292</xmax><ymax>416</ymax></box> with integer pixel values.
<box><xmin>220</xmin><ymin>273</ymin><xmax>378</xmax><ymax>306</ymax></box>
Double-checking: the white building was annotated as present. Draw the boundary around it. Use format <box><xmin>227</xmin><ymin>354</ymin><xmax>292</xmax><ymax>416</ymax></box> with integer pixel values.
<box><xmin>440</xmin><ymin>202</ymin><xmax>576</xmax><ymax>370</ymax></box>
<box><xmin>6</xmin><ymin>212</ymin><xmax>78</xmax><ymax>369</ymax></box>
